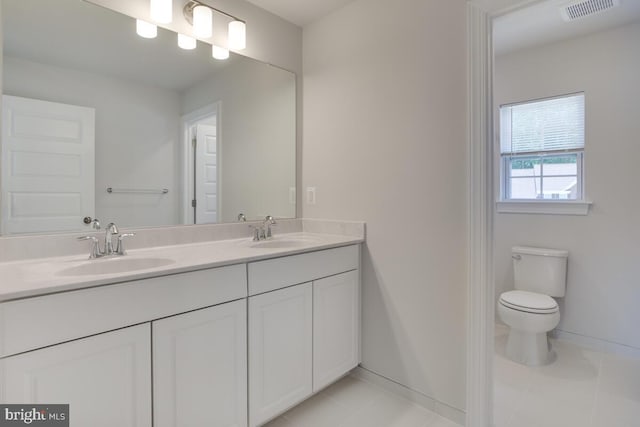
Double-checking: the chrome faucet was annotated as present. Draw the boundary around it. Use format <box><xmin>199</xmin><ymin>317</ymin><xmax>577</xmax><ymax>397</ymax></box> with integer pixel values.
<box><xmin>263</xmin><ymin>215</ymin><xmax>276</xmax><ymax>238</ymax></box>
<box><xmin>104</xmin><ymin>223</ymin><xmax>119</xmax><ymax>255</ymax></box>
<box><xmin>250</xmin><ymin>215</ymin><xmax>277</xmax><ymax>241</ymax></box>
<box><xmin>78</xmin><ymin>222</ymin><xmax>135</xmax><ymax>259</ymax></box>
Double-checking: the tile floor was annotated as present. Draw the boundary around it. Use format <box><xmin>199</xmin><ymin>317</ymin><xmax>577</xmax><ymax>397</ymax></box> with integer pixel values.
<box><xmin>260</xmin><ymin>325</ymin><xmax>640</xmax><ymax>427</ymax></box>
<box><xmin>494</xmin><ymin>323</ymin><xmax>640</xmax><ymax>427</ymax></box>
<box><xmin>264</xmin><ymin>375</ymin><xmax>461</xmax><ymax>427</ymax></box>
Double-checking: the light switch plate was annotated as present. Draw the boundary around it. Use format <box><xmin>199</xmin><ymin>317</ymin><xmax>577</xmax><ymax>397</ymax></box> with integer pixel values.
<box><xmin>306</xmin><ymin>187</ymin><xmax>316</xmax><ymax>205</ymax></box>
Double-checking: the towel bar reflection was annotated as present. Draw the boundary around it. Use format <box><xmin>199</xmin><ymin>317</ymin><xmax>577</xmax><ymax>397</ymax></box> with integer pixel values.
<box><xmin>106</xmin><ymin>187</ymin><xmax>169</xmax><ymax>194</ymax></box>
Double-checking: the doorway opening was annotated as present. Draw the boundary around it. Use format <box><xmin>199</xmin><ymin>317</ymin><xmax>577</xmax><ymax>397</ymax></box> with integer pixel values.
<box><xmin>181</xmin><ymin>102</ymin><xmax>221</xmax><ymax>225</ymax></box>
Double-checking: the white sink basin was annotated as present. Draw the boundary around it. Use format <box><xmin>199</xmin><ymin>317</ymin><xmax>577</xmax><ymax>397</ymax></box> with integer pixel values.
<box><xmin>248</xmin><ymin>235</ymin><xmax>324</xmax><ymax>249</ymax></box>
<box><xmin>57</xmin><ymin>257</ymin><xmax>175</xmax><ymax>276</ymax></box>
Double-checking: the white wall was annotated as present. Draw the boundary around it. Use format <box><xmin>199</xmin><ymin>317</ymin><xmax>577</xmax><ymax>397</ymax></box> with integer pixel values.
<box><xmin>494</xmin><ymin>22</ymin><xmax>640</xmax><ymax>349</ymax></box>
<box><xmin>3</xmin><ymin>56</ymin><xmax>182</xmax><ymax>228</ymax></box>
<box><xmin>303</xmin><ymin>0</ymin><xmax>468</xmax><ymax>414</ymax></box>
<box><xmin>182</xmin><ymin>60</ymin><xmax>296</xmax><ymax>222</ymax></box>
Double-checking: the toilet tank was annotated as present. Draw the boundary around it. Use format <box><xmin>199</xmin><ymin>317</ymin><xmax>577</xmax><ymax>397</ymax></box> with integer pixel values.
<box><xmin>512</xmin><ymin>246</ymin><xmax>568</xmax><ymax>297</ymax></box>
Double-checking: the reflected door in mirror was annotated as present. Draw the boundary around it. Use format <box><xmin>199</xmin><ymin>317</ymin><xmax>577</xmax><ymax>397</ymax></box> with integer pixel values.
<box><xmin>194</xmin><ymin>123</ymin><xmax>219</xmax><ymax>224</ymax></box>
<box><xmin>1</xmin><ymin>95</ymin><xmax>95</xmax><ymax>235</ymax></box>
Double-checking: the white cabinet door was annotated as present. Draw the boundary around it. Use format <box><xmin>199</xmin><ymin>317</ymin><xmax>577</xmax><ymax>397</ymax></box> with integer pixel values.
<box><xmin>313</xmin><ymin>270</ymin><xmax>360</xmax><ymax>392</ymax></box>
<box><xmin>153</xmin><ymin>300</ymin><xmax>247</xmax><ymax>427</ymax></box>
<box><xmin>0</xmin><ymin>324</ymin><xmax>151</xmax><ymax>427</ymax></box>
<box><xmin>249</xmin><ymin>283</ymin><xmax>313</xmax><ymax>427</ymax></box>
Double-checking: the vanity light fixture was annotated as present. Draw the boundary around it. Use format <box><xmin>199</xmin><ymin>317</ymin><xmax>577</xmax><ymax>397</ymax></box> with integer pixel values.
<box><xmin>228</xmin><ymin>20</ymin><xmax>246</xmax><ymax>50</ymax></box>
<box><xmin>183</xmin><ymin>1</ymin><xmax>247</xmax><ymax>53</ymax></box>
<box><xmin>136</xmin><ymin>19</ymin><xmax>158</xmax><ymax>38</ymax></box>
<box><xmin>212</xmin><ymin>44</ymin><xmax>229</xmax><ymax>60</ymax></box>
<box><xmin>150</xmin><ymin>0</ymin><xmax>173</xmax><ymax>24</ymax></box>
<box><xmin>192</xmin><ymin>5</ymin><xmax>213</xmax><ymax>38</ymax></box>
<box><xmin>136</xmin><ymin>2</ymin><xmax>246</xmax><ymax>58</ymax></box>
<box><xmin>178</xmin><ymin>33</ymin><xmax>197</xmax><ymax>49</ymax></box>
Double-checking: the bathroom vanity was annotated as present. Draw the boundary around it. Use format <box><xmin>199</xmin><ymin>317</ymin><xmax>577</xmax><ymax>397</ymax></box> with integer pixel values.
<box><xmin>0</xmin><ymin>229</ymin><xmax>363</xmax><ymax>427</ymax></box>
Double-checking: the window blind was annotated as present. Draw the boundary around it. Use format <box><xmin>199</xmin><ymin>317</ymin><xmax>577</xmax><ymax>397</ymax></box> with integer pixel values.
<box><xmin>500</xmin><ymin>93</ymin><xmax>585</xmax><ymax>155</ymax></box>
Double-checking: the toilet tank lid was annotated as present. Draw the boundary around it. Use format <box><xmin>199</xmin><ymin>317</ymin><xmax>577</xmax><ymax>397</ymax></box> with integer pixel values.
<box><xmin>512</xmin><ymin>246</ymin><xmax>568</xmax><ymax>258</ymax></box>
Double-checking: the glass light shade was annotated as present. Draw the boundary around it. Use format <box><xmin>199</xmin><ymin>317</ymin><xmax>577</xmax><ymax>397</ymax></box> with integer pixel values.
<box><xmin>228</xmin><ymin>20</ymin><xmax>246</xmax><ymax>50</ymax></box>
<box><xmin>150</xmin><ymin>0</ymin><xmax>172</xmax><ymax>24</ymax></box>
<box><xmin>136</xmin><ymin>19</ymin><xmax>157</xmax><ymax>39</ymax></box>
<box><xmin>193</xmin><ymin>5</ymin><xmax>213</xmax><ymax>38</ymax></box>
<box><xmin>178</xmin><ymin>33</ymin><xmax>196</xmax><ymax>50</ymax></box>
<box><xmin>212</xmin><ymin>45</ymin><xmax>229</xmax><ymax>60</ymax></box>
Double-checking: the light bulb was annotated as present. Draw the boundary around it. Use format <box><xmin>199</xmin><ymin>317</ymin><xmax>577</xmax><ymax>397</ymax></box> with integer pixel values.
<box><xmin>150</xmin><ymin>0</ymin><xmax>172</xmax><ymax>24</ymax></box>
<box><xmin>228</xmin><ymin>20</ymin><xmax>246</xmax><ymax>50</ymax></box>
<box><xmin>178</xmin><ymin>34</ymin><xmax>196</xmax><ymax>50</ymax></box>
<box><xmin>136</xmin><ymin>19</ymin><xmax>157</xmax><ymax>39</ymax></box>
<box><xmin>193</xmin><ymin>5</ymin><xmax>213</xmax><ymax>38</ymax></box>
<box><xmin>212</xmin><ymin>45</ymin><xmax>229</xmax><ymax>60</ymax></box>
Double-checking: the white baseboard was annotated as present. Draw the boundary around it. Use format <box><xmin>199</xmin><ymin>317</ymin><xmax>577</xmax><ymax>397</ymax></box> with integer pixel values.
<box><xmin>350</xmin><ymin>366</ymin><xmax>466</xmax><ymax>426</ymax></box>
<box><xmin>551</xmin><ymin>329</ymin><xmax>640</xmax><ymax>358</ymax></box>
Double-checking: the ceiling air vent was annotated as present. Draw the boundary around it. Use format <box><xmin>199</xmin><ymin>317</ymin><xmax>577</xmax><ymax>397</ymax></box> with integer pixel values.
<box><xmin>560</xmin><ymin>0</ymin><xmax>620</xmax><ymax>22</ymax></box>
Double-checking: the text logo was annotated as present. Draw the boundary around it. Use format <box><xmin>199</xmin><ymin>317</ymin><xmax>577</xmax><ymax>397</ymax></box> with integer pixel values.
<box><xmin>0</xmin><ymin>405</ymin><xmax>68</xmax><ymax>426</ymax></box>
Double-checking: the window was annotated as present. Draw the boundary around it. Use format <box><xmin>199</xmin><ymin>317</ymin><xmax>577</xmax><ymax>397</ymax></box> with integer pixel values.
<box><xmin>500</xmin><ymin>93</ymin><xmax>585</xmax><ymax>201</ymax></box>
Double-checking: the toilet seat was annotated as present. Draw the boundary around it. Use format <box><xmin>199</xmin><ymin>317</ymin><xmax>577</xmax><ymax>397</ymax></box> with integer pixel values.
<box><xmin>499</xmin><ymin>290</ymin><xmax>558</xmax><ymax>314</ymax></box>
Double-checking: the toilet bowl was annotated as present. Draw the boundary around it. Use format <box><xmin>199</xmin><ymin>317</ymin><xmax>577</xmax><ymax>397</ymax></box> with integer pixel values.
<box><xmin>498</xmin><ymin>290</ymin><xmax>560</xmax><ymax>365</ymax></box>
<box><xmin>498</xmin><ymin>246</ymin><xmax>568</xmax><ymax>366</ymax></box>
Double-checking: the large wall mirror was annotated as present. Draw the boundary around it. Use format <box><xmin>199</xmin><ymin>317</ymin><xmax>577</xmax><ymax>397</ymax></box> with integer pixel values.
<box><xmin>1</xmin><ymin>0</ymin><xmax>296</xmax><ymax>235</ymax></box>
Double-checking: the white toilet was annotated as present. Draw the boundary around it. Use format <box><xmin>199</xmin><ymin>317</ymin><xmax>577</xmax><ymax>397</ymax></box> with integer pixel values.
<box><xmin>498</xmin><ymin>246</ymin><xmax>568</xmax><ymax>366</ymax></box>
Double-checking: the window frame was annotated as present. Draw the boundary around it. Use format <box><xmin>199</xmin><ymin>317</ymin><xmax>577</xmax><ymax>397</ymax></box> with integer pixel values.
<box><xmin>497</xmin><ymin>92</ymin><xmax>591</xmax><ymax>215</ymax></box>
<box><xmin>502</xmin><ymin>151</ymin><xmax>584</xmax><ymax>201</ymax></box>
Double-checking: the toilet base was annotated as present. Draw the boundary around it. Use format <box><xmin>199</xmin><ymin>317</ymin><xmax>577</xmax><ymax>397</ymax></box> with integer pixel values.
<box><xmin>505</xmin><ymin>329</ymin><xmax>555</xmax><ymax>366</ymax></box>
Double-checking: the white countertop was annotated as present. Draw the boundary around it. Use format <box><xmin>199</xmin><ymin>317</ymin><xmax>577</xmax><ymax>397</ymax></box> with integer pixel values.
<box><xmin>0</xmin><ymin>232</ymin><xmax>363</xmax><ymax>302</ymax></box>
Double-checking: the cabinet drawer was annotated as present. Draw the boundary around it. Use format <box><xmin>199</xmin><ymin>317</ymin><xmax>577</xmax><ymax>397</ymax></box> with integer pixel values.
<box><xmin>0</xmin><ymin>264</ymin><xmax>246</xmax><ymax>358</ymax></box>
<box><xmin>248</xmin><ymin>245</ymin><xmax>359</xmax><ymax>295</ymax></box>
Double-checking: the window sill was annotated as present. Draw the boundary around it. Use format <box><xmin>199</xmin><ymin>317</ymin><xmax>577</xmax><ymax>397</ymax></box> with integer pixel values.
<box><xmin>496</xmin><ymin>200</ymin><xmax>592</xmax><ymax>216</ymax></box>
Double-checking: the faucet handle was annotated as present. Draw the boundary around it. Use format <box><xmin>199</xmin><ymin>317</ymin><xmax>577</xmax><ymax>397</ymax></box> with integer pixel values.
<box><xmin>116</xmin><ymin>233</ymin><xmax>136</xmax><ymax>255</ymax></box>
<box><xmin>77</xmin><ymin>235</ymin><xmax>102</xmax><ymax>259</ymax></box>
<box><xmin>248</xmin><ymin>225</ymin><xmax>262</xmax><ymax>241</ymax></box>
